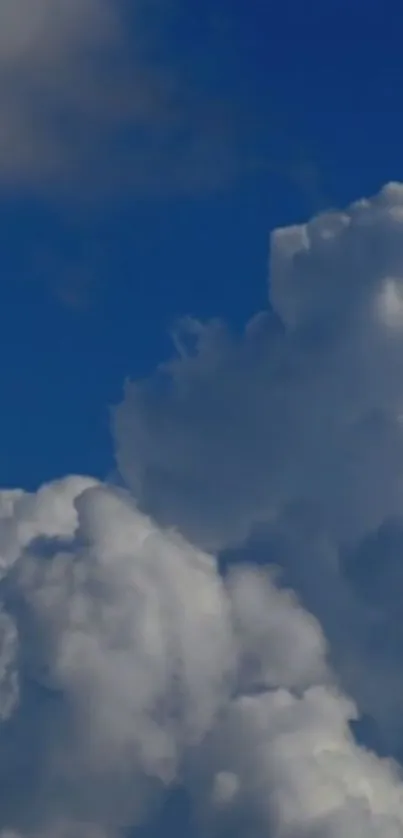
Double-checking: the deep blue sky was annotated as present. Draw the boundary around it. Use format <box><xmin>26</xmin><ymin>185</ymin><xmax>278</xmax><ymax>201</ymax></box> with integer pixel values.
<box><xmin>1</xmin><ymin>0</ymin><xmax>402</xmax><ymax>488</ymax></box>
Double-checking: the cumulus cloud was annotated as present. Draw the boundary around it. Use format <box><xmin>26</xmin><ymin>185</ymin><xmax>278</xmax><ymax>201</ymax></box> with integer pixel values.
<box><xmin>113</xmin><ymin>181</ymin><xmax>403</xmax><ymax>755</ymax></box>
<box><xmin>0</xmin><ymin>473</ymin><xmax>400</xmax><ymax>836</ymax></box>
<box><xmin>3</xmin><ymin>182</ymin><xmax>403</xmax><ymax>836</ymax></box>
<box><xmin>197</xmin><ymin>685</ymin><xmax>403</xmax><ymax>838</ymax></box>
<box><xmin>0</xmin><ymin>0</ymin><xmax>251</xmax><ymax>196</ymax></box>
<box><xmin>0</xmin><ymin>477</ymin><xmax>233</xmax><ymax>834</ymax></box>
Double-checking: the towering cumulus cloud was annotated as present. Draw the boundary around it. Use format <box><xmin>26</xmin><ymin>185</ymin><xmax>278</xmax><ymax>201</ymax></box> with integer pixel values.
<box><xmin>3</xmin><ymin>184</ymin><xmax>403</xmax><ymax>836</ymax></box>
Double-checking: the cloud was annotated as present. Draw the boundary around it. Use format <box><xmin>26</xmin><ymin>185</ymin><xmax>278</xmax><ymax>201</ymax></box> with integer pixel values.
<box><xmin>3</xmin><ymin>182</ymin><xmax>403</xmax><ymax>836</ymax></box>
<box><xmin>198</xmin><ymin>686</ymin><xmax>403</xmax><ymax>838</ymax></box>
<box><xmin>0</xmin><ymin>0</ymin><xmax>254</xmax><ymax>197</ymax></box>
<box><xmin>0</xmin><ymin>474</ymin><xmax>400</xmax><ymax>836</ymax></box>
<box><xmin>0</xmin><ymin>477</ymin><xmax>233</xmax><ymax>834</ymax></box>
<box><xmin>113</xmin><ymin>181</ymin><xmax>403</xmax><ymax>756</ymax></box>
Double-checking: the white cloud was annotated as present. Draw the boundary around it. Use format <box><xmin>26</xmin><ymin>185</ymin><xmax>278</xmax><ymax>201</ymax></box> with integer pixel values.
<box><xmin>113</xmin><ymin>181</ymin><xmax>403</xmax><ymax>755</ymax></box>
<box><xmin>3</xmin><ymin>182</ymin><xmax>403</xmax><ymax>836</ymax></box>
<box><xmin>0</xmin><ymin>477</ymin><xmax>234</xmax><ymax>833</ymax></box>
<box><xmin>228</xmin><ymin>566</ymin><xmax>329</xmax><ymax>692</ymax></box>
<box><xmin>0</xmin><ymin>473</ymin><xmax>400</xmax><ymax>836</ymax></box>
<box><xmin>199</xmin><ymin>686</ymin><xmax>403</xmax><ymax>838</ymax></box>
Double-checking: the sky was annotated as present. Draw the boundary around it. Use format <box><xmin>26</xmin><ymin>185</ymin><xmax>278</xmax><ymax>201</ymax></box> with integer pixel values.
<box><xmin>1</xmin><ymin>0</ymin><xmax>402</xmax><ymax>487</ymax></box>
<box><xmin>4</xmin><ymin>2</ymin><xmax>403</xmax><ymax>838</ymax></box>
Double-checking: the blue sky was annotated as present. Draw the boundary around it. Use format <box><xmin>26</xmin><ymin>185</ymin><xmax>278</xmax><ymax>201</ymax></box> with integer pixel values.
<box><xmin>0</xmin><ymin>0</ymin><xmax>402</xmax><ymax>489</ymax></box>
<box><xmin>4</xmin><ymin>4</ymin><xmax>403</xmax><ymax>837</ymax></box>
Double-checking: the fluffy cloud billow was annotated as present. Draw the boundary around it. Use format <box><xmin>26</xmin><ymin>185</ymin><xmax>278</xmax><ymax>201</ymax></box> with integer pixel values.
<box><xmin>115</xmin><ymin>182</ymin><xmax>403</xmax><ymax>552</ymax></box>
<box><xmin>114</xmin><ymin>182</ymin><xmax>403</xmax><ymax>817</ymax></box>
<box><xmin>0</xmin><ymin>478</ymin><xmax>403</xmax><ymax>838</ymax></box>
<box><xmin>3</xmin><ymin>184</ymin><xmax>403</xmax><ymax>836</ymax></box>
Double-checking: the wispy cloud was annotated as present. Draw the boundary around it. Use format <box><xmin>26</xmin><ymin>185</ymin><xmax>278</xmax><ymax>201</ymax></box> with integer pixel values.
<box><xmin>0</xmin><ymin>0</ymin><xmax>256</xmax><ymax>198</ymax></box>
